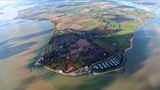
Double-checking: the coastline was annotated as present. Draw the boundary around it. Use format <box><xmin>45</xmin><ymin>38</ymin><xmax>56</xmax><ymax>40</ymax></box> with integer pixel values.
<box><xmin>34</xmin><ymin>14</ymin><xmax>157</xmax><ymax>77</ymax></box>
<box><xmin>123</xmin><ymin>15</ymin><xmax>157</xmax><ymax>54</ymax></box>
<box><xmin>43</xmin><ymin>66</ymin><xmax>91</xmax><ymax>77</ymax></box>
<box><xmin>37</xmin><ymin>23</ymin><xmax>135</xmax><ymax>77</ymax></box>
<box><xmin>124</xmin><ymin>34</ymin><xmax>134</xmax><ymax>54</ymax></box>
<box><xmin>42</xmin><ymin>51</ymin><xmax>126</xmax><ymax>77</ymax></box>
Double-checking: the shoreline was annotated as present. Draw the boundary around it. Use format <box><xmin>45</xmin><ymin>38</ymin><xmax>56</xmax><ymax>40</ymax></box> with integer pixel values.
<box><xmin>123</xmin><ymin>15</ymin><xmax>157</xmax><ymax>54</ymax></box>
<box><xmin>36</xmin><ymin>23</ymin><xmax>134</xmax><ymax>77</ymax></box>
<box><xmin>42</xmin><ymin>51</ymin><xmax>126</xmax><ymax>77</ymax></box>
<box><xmin>124</xmin><ymin>34</ymin><xmax>134</xmax><ymax>54</ymax></box>
<box><xmin>43</xmin><ymin>66</ymin><xmax>91</xmax><ymax>77</ymax></box>
<box><xmin>34</xmin><ymin>14</ymin><xmax>157</xmax><ymax>77</ymax></box>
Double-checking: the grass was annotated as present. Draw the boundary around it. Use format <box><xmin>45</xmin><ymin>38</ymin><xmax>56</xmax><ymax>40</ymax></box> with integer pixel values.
<box><xmin>57</xmin><ymin>6</ymin><xmax>142</xmax><ymax>50</ymax></box>
<box><xmin>63</xmin><ymin>7</ymin><xmax>153</xmax><ymax>48</ymax></box>
<box><xmin>55</xmin><ymin>6</ymin><xmax>81</xmax><ymax>15</ymax></box>
<box><xmin>90</xmin><ymin>10</ymin><xmax>121</xmax><ymax>29</ymax></box>
<box><xmin>93</xmin><ymin>19</ymin><xmax>141</xmax><ymax>49</ymax></box>
<box><xmin>79</xmin><ymin>19</ymin><xmax>102</xmax><ymax>30</ymax></box>
<box><xmin>90</xmin><ymin>7</ymin><xmax>106</xmax><ymax>15</ymax></box>
<box><xmin>63</xmin><ymin>7</ymin><xmax>80</xmax><ymax>15</ymax></box>
<box><xmin>116</xmin><ymin>19</ymin><xmax>140</xmax><ymax>38</ymax></box>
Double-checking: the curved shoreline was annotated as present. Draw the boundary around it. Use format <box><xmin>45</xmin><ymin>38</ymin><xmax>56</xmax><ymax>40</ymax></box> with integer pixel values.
<box><xmin>124</xmin><ymin>34</ymin><xmax>134</xmax><ymax>54</ymax></box>
<box><xmin>124</xmin><ymin>15</ymin><xmax>157</xmax><ymax>55</ymax></box>
<box><xmin>41</xmin><ymin>52</ymin><xmax>126</xmax><ymax>77</ymax></box>
<box><xmin>35</xmin><ymin>15</ymin><xmax>157</xmax><ymax>77</ymax></box>
<box><xmin>37</xmin><ymin>25</ymin><xmax>135</xmax><ymax>77</ymax></box>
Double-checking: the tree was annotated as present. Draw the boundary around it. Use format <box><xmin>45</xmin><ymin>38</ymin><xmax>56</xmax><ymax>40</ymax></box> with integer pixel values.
<box><xmin>119</xmin><ymin>24</ymin><xmax>121</xmax><ymax>29</ymax></box>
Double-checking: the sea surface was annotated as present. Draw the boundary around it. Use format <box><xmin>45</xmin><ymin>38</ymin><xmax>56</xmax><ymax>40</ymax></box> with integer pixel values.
<box><xmin>0</xmin><ymin>1</ymin><xmax>160</xmax><ymax>90</ymax></box>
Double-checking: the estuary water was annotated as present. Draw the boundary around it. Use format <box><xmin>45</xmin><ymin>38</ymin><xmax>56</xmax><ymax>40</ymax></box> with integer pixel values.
<box><xmin>0</xmin><ymin>2</ymin><xmax>55</xmax><ymax>90</ymax></box>
<box><xmin>0</xmin><ymin>1</ymin><xmax>160</xmax><ymax>90</ymax></box>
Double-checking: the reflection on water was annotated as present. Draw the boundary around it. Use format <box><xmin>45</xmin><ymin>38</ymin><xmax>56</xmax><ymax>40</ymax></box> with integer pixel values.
<box><xmin>127</xmin><ymin>16</ymin><xmax>160</xmax><ymax>73</ymax></box>
<box><xmin>107</xmin><ymin>16</ymin><xmax>160</xmax><ymax>90</ymax></box>
<box><xmin>0</xmin><ymin>9</ymin><xmax>54</xmax><ymax>90</ymax></box>
<box><xmin>0</xmin><ymin>42</ymin><xmax>37</xmax><ymax>59</ymax></box>
<box><xmin>0</xmin><ymin>20</ymin><xmax>53</xmax><ymax>61</ymax></box>
<box><xmin>0</xmin><ymin>28</ymin><xmax>53</xmax><ymax>60</ymax></box>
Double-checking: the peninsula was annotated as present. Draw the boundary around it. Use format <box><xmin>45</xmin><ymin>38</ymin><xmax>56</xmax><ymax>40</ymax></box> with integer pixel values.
<box><xmin>16</xmin><ymin>1</ymin><xmax>154</xmax><ymax>76</ymax></box>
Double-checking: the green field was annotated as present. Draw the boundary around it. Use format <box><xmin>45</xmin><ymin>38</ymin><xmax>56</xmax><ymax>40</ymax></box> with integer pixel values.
<box><xmin>63</xmin><ymin>7</ymin><xmax>81</xmax><ymax>15</ymax></box>
<box><xmin>93</xmin><ymin>19</ymin><xmax>140</xmax><ymax>49</ymax></box>
<box><xmin>79</xmin><ymin>19</ymin><xmax>102</xmax><ymax>30</ymax></box>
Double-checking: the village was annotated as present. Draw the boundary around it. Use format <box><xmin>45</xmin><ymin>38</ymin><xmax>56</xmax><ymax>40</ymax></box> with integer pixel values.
<box><xmin>37</xmin><ymin>51</ymin><xmax>124</xmax><ymax>76</ymax></box>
